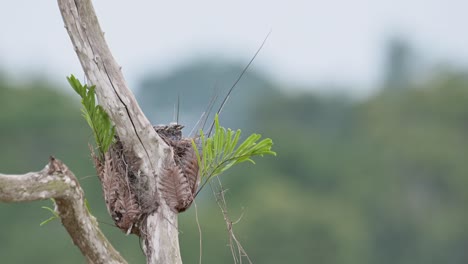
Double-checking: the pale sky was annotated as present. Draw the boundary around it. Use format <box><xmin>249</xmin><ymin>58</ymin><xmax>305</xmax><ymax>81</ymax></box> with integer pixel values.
<box><xmin>1</xmin><ymin>0</ymin><xmax>467</xmax><ymax>95</ymax></box>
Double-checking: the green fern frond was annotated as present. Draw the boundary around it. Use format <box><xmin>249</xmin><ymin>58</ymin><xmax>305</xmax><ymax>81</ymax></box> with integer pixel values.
<box><xmin>67</xmin><ymin>75</ymin><xmax>115</xmax><ymax>157</ymax></box>
<box><xmin>192</xmin><ymin>114</ymin><xmax>276</xmax><ymax>190</ymax></box>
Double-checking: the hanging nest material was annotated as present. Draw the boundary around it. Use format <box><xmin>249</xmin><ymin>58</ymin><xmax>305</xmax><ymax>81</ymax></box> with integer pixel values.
<box><xmin>154</xmin><ymin>124</ymin><xmax>200</xmax><ymax>212</ymax></box>
<box><xmin>92</xmin><ymin>124</ymin><xmax>200</xmax><ymax>236</ymax></box>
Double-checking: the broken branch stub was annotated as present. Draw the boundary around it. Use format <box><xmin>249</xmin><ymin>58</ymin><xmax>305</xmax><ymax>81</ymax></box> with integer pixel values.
<box><xmin>0</xmin><ymin>157</ymin><xmax>127</xmax><ymax>264</ymax></box>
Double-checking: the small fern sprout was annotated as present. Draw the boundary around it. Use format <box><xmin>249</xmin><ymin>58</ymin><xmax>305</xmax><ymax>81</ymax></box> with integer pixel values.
<box><xmin>40</xmin><ymin>199</ymin><xmax>59</xmax><ymax>226</ymax></box>
<box><xmin>67</xmin><ymin>75</ymin><xmax>115</xmax><ymax>158</ymax></box>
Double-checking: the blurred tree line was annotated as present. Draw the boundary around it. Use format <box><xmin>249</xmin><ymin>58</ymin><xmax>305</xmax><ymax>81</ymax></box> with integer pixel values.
<box><xmin>1</xmin><ymin>43</ymin><xmax>468</xmax><ymax>263</ymax></box>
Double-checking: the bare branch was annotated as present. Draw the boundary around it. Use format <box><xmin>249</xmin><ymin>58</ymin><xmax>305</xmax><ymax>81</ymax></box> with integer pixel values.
<box><xmin>0</xmin><ymin>157</ymin><xmax>127</xmax><ymax>264</ymax></box>
<box><xmin>57</xmin><ymin>1</ymin><xmax>182</xmax><ymax>263</ymax></box>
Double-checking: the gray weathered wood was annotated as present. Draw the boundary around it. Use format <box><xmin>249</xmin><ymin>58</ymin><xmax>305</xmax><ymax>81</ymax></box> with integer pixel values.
<box><xmin>0</xmin><ymin>158</ymin><xmax>127</xmax><ymax>264</ymax></box>
<box><xmin>56</xmin><ymin>1</ymin><xmax>182</xmax><ymax>263</ymax></box>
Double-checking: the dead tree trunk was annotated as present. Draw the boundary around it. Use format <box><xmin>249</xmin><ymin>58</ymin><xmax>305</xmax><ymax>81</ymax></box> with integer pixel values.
<box><xmin>57</xmin><ymin>0</ymin><xmax>183</xmax><ymax>263</ymax></box>
<box><xmin>1</xmin><ymin>1</ymin><xmax>193</xmax><ymax>262</ymax></box>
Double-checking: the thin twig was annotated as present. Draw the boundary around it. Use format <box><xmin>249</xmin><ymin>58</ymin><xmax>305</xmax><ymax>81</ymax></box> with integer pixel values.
<box><xmin>210</xmin><ymin>177</ymin><xmax>253</xmax><ymax>264</ymax></box>
<box><xmin>208</xmin><ymin>31</ymin><xmax>271</xmax><ymax>136</ymax></box>
<box><xmin>194</xmin><ymin>200</ymin><xmax>203</xmax><ymax>264</ymax></box>
<box><xmin>79</xmin><ymin>174</ymin><xmax>100</xmax><ymax>180</ymax></box>
<box><xmin>177</xmin><ymin>94</ymin><xmax>180</xmax><ymax>124</ymax></box>
<box><xmin>190</xmin><ymin>87</ymin><xmax>219</xmax><ymax>137</ymax></box>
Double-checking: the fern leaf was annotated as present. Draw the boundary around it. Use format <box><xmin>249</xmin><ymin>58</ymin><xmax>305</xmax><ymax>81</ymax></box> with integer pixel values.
<box><xmin>194</xmin><ymin>114</ymin><xmax>276</xmax><ymax>189</ymax></box>
<box><xmin>67</xmin><ymin>75</ymin><xmax>115</xmax><ymax>157</ymax></box>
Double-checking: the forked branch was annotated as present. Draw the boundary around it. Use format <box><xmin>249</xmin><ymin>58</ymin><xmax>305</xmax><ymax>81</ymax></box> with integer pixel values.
<box><xmin>57</xmin><ymin>0</ymin><xmax>182</xmax><ymax>263</ymax></box>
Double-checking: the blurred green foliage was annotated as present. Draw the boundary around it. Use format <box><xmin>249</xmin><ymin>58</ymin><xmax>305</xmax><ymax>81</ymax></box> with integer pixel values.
<box><xmin>1</xmin><ymin>62</ymin><xmax>468</xmax><ymax>264</ymax></box>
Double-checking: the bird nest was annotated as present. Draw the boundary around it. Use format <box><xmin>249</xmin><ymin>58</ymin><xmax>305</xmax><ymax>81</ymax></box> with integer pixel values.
<box><xmin>92</xmin><ymin>124</ymin><xmax>200</xmax><ymax>236</ymax></box>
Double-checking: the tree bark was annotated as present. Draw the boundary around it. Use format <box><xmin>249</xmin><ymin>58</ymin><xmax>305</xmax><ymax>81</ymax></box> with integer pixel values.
<box><xmin>57</xmin><ymin>1</ymin><xmax>182</xmax><ymax>263</ymax></box>
<box><xmin>0</xmin><ymin>157</ymin><xmax>127</xmax><ymax>264</ymax></box>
